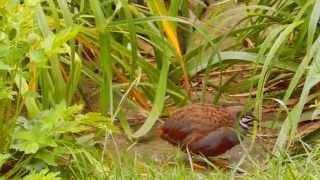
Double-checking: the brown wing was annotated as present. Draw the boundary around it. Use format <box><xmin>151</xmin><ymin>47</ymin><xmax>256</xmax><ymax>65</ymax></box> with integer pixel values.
<box><xmin>160</xmin><ymin>104</ymin><xmax>235</xmax><ymax>147</ymax></box>
<box><xmin>159</xmin><ymin>119</ymin><xmax>193</xmax><ymax>145</ymax></box>
<box><xmin>168</xmin><ymin>104</ymin><xmax>234</xmax><ymax>133</ymax></box>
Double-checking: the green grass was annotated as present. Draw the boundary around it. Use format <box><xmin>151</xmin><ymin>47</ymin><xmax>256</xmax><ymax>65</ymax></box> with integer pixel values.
<box><xmin>105</xmin><ymin>147</ymin><xmax>320</xmax><ymax>180</ymax></box>
<box><xmin>1</xmin><ymin>0</ymin><xmax>320</xmax><ymax>179</ymax></box>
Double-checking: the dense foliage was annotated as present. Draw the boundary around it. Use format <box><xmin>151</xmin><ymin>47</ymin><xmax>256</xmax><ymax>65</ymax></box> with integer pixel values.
<box><xmin>0</xmin><ymin>0</ymin><xmax>319</xmax><ymax>178</ymax></box>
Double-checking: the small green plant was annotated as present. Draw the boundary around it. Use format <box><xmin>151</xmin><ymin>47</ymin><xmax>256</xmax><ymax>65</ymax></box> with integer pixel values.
<box><xmin>22</xmin><ymin>169</ymin><xmax>61</xmax><ymax>180</ymax></box>
<box><xmin>1</xmin><ymin>102</ymin><xmax>117</xmax><ymax>179</ymax></box>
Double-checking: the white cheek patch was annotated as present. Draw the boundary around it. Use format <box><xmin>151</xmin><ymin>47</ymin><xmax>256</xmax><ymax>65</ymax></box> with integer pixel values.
<box><xmin>239</xmin><ymin>120</ymin><xmax>249</xmax><ymax>129</ymax></box>
<box><xmin>241</xmin><ymin>116</ymin><xmax>253</xmax><ymax>123</ymax></box>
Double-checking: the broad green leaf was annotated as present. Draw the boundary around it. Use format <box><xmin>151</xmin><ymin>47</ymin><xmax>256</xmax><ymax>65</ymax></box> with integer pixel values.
<box><xmin>186</xmin><ymin>51</ymin><xmax>297</xmax><ymax>77</ymax></box>
<box><xmin>35</xmin><ymin>150</ymin><xmax>57</xmax><ymax>166</ymax></box>
<box><xmin>22</xmin><ymin>142</ymin><xmax>40</xmax><ymax>154</ymax></box>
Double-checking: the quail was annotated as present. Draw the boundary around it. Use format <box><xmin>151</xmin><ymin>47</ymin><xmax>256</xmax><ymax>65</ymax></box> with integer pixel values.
<box><xmin>159</xmin><ymin>104</ymin><xmax>255</xmax><ymax>157</ymax></box>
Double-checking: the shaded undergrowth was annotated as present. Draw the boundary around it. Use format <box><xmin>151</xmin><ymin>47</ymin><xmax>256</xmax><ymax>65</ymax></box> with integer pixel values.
<box><xmin>0</xmin><ymin>0</ymin><xmax>320</xmax><ymax>178</ymax></box>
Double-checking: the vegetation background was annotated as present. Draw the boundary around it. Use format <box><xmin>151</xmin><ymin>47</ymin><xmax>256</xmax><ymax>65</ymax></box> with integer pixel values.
<box><xmin>0</xmin><ymin>0</ymin><xmax>320</xmax><ymax>179</ymax></box>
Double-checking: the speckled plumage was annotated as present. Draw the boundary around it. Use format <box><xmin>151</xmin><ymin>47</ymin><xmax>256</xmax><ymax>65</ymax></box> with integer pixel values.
<box><xmin>159</xmin><ymin>104</ymin><xmax>252</xmax><ymax>157</ymax></box>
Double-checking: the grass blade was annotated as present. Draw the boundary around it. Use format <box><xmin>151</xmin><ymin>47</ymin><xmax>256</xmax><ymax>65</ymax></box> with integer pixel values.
<box><xmin>90</xmin><ymin>0</ymin><xmax>113</xmax><ymax>116</ymax></box>
<box><xmin>255</xmin><ymin>21</ymin><xmax>302</xmax><ymax>120</ymax></box>
<box><xmin>274</xmin><ymin>39</ymin><xmax>320</xmax><ymax>155</ymax></box>
<box><xmin>132</xmin><ymin>44</ymin><xmax>170</xmax><ymax>138</ymax></box>
<box><xmin>147</xmin><ymin>0</ymin><xmax>190</xmax><ymax>93</ymax></box>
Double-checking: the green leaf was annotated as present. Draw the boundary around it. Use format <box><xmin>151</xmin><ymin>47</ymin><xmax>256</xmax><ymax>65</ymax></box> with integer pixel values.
<box><xmin>77</xmin><ymin>112</ymin><xmax>118</xmax><ymax>132</ymax></box>
<box><xmin>307</xmin><ymin>0</ymin><xmax>320</xmax><ymax>47</ymax></box>
<box><xmin>283</xmin><ymin>35</ymin><xmax>320</xmax><ymax>102</ymax></box>
<box><xmin>35</xmin><ymin>149</ymin><xmax>57</xmax><ymax>166</ymax></box>
<box><xmin>63</xmin><ymin>104</ymin><xmax>83</xmax><ymax>121</ymax></box>
<box><xmin>293</xmin><ymin>0</ymin><xmax>309</xmax><ymax>6</ymax></box>
<box><xmin>186</xmin><ymin>51</ymin><xmax>297</xmax><ymax>77</ymax></box>
<box><xmin>132</xmin><ymin>44</ymin><xmax>170</xmax><ymax>138</ymax></box>
<box><xmin>40</xmin><ymin>102</ymin><xmax>65</xmax><ymax>130</ymax></box>
<box><xmin>15</xmin><ymin>75</ymin><xmax>40</xmax><ymax>118</ymax></box>
<box><xmin>0</xmin><ymin>44</ymin><xmax>10</xmax><ymax>59</ymax></box>
<box><xmin>0</xmin><ymin>153</ymin><xmax>10</xmax><ymax>168</ymax></box>
<box><xmin>0</xmin><ymin>61</ymin><xmax>11</xmax><ymax>70</ymax></box>
<box><xmin>274</xmin><ymin>36</ymin><xmax>320</xmax><ymax>156</ymax></box>
<box><xmin>25</xmin><ymin>0</ymin><xmax>41</xmax><ymax>6</ymax></box>
<box><xmin>21</xmin><ymin>142</ymin><xmax>39</xmax><ymax>154</ymax></box>
<box><xmin>89</xmin><ymin>0</ymin><xmax>106</xmax><ymax>30</ymax></box>
<box><xmin>97</xmin><ymin>33</ymin><xmax>113</xmax><ymax>116</ymax></box>
<box><xmin>52</xmin><ymin>26</ymin><xmax>79</xmax><ymax>49</ymax></box>
<box><xmin>29</xmin><ymin>48</ymin><xmax>47</xmax><ymax>68</ymax></box>
<box><xmin>256</xmin><ymin>22</ymin><xmax>302</xmax><ymax>119</ymax></box>
<box><xmin>23</xmin><ymin>169</ymin><xmax>61</xmax><ymax>180</ymax></box>
<box><xmin>0</xmin><ymin>85</ymin><xmax>16</xmax><ymax>100</ymax></box>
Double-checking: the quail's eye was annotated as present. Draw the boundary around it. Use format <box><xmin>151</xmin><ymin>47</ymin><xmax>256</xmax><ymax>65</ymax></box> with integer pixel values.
<box><xmin>236</xmin><ymin>111</ymin><xmax>249</xmax><ymax>119</ymax></box>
